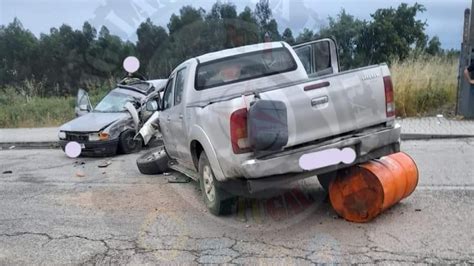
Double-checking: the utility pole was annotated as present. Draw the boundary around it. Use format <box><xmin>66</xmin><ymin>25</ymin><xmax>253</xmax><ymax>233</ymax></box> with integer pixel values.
<box><xmin>458</xmin><ymin>1</ymin><xmax>474</xmax><ymax>118</ymax></box>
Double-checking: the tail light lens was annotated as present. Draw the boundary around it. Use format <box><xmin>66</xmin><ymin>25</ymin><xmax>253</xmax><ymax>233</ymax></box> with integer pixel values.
<box><xmin>230</xmin><ymin>108</ymin><xmax>251</xmax><ymax>154</ymax></box>
<box><xmin>383</xmin><ymin>76</ymin><xmax>395</xmax><ymax>117</ymax></box>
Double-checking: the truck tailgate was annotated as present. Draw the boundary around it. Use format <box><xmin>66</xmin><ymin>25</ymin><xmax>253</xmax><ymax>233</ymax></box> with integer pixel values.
<box><xmin>258</xmin><ymin>65</ymin><xmax>390</xmax><ymax>148</ymax></box>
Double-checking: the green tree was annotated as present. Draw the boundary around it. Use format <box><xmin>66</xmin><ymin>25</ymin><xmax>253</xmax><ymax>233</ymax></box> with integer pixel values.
<box><xmin>255</xmin><ymin>0</ymin><xmax>280</xmax><ymax>41</ymax></box>
<box><xmin>356</xmin><ymin>3</ymin><xmax>427</xmax><ymax>65</ymax></box>
<box><xmin>168</xmin><ymin>6</ymin><xmax>204</xmax><ymax>35</ymax></box>
<box><xmin>237</xmin><ymin>7</ymin><xmax>259</xmax><ymax>45</ymax></box>
<box><xmin>320</xmin><ymin>9</ymin><xmax>365</xmax><ymax>70</ymax></box>
<box><xmin>282</xmin><ymin>28</ymin><xmax>295</xmax><ymax>45</ymax></box>
<box><xmin>0</xmin><ymin>18</ymin><xmax>38</xmax><ymax>91</ymax></box>
<box><xmin>426</xmin><ymin>36</ymin><xmax>442</xmax><ymax>56</ymax></box>
<box><xmin>136</xmin><ymin>18</ymin><xmax>168</xmax><ymax>73</ymax></box>
<box><xmin>296</xmin><ymin>28</ymin><xmax>316</xmax><ymax>43</ymax></box>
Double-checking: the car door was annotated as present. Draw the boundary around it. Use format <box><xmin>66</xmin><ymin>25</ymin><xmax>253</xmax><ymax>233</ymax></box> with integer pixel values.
<box><xmin>293</xmin><ymin>39</ymin><xmax>339</xmax><ymax>78</ymax></box>
<box><xmin>167</xmin><ymin>67</ymin><xmax>192</xmax><ymax>166</ymax></box>
<box><xmin>75</xmin><ymin>89</ymin><xmax>92</xmax><ymax>117</ymax></box>
<box><xmin>159</xmin><ymin>75</ymin><xmax>179</xmax><ymax>158</ymax></box>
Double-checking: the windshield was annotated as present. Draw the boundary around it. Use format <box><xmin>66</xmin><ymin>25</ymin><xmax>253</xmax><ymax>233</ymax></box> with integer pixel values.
<box><xmin>196</xmin><ymin>47</ymin><xmax>297</xmax><ymax>90</ymax></box>
<box><xmin>94</xmin><ymin>90</ymin><xmax>135</xmax><ymax>112</ymax></box>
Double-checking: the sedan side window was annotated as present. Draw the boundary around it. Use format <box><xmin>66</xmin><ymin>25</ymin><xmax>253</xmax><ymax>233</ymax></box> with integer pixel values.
<box><xmin>162</xmin><ymin>77</ymin><xmax>175</xmax><ymax>110</ymax></box>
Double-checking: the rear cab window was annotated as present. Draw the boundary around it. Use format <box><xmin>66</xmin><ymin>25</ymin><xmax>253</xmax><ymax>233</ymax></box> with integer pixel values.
<box><xmin>195</xmin><ymin>47</ymin><xmax>297</xmax><ymax>90</ymax></box>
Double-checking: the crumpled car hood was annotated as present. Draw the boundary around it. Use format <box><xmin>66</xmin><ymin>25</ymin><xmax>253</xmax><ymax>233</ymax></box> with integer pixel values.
<box><xmin>59</xmin><ymin>112</ymin><xmax>130</xmax><ymax>132</ymax></box>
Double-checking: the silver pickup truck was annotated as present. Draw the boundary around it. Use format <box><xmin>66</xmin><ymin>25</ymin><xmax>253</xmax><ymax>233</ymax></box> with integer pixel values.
<box><xmin>148</xmin><ymin>39</ymin><xmax>400</xmax><ymax>215</ymax></box>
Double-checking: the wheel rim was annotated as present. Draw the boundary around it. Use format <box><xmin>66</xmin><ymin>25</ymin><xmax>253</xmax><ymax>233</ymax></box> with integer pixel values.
<box><xmin>145</xmin><ymin>148</ymin><xmax>164</xmax><ymax>161</ymax></box>
<box><xmin>126</xmin><ymin>133</ymin><xmax>137</xmax><ymax>149</ymax></box>
<box><xmin>202</xmin><ymin>165</ymin><xmax>216</xmax><ymax>203</ymax></box>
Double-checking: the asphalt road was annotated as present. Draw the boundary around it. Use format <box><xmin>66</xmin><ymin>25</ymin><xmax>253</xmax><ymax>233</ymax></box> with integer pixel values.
<box><xmin>0</xmin><ymin>139</ymin><xmax>473</xmax><ymax>264</ymax></box>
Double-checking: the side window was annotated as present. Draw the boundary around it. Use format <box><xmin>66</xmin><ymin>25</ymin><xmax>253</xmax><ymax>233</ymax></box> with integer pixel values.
<box><xmin>295</xmin><ymin>45</ymin><xmax>313</xmax><ymax>74</ymax></box>
<box><xmin>162</xmin><ymin>77</ymin><xmax>175</xmax><ymax>110</ymax></box>
<box><xmin>313</xmin><ymin>41</ymin><xmax>332</xmax><ymax>75</ymax></box>
<box><xmin>174</xmin><ymin>68</ymin><xmax>186</xmax><ymax>105</ymax></box>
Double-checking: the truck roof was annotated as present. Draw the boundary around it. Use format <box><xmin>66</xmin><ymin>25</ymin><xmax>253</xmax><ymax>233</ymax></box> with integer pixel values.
<box><xmin>196</xmin><ymin>42</ymin><xmax>285</xmax><ymax>64</ymax></box>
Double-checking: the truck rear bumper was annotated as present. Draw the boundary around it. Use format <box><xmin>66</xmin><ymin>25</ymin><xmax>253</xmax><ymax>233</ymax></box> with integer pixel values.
<box><xmin>240</xmin><ymin>124</ymin><xmax>401</xmax><ymax>180</ymax></box>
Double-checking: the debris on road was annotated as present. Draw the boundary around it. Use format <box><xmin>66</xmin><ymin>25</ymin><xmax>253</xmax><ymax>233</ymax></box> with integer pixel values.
<box><xmin>9</xmin><ymin>146</ymin><xmax>15</xmax><ymax>150</ymax></box>
<box><xmin>76</xmin><ymin>171</ymin><xmax>86</xmax><ymax>177</ymax></box>
<box><xmin>73</xmin><ymin>161</ymin><xmax>85</xmax><ymax>167</ymax></box>
<box><xmin>415</xmin><ymin>208</ymin><xmax>422</xmax><ymax>212</ymax></box>
<box><xmin>98</xmin><ymin>160</ymin><xmax>112</xmax><ymax>168</ymax></box>
<box><xmin>167</xmin><ymin>174</ymin><xmax>191</xmax><ymax>184</ymax></box>
<box><xmin>2</xmin><ymin>170</ymin><xmax>13</xmax><ymax>174</ymax></box>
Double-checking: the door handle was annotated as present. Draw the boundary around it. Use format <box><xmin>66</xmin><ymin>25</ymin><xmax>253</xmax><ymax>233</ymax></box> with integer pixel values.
<box><xmin>179</xmin><ymin>114</ymin><xmax>183</xmax><ymax>119</ymax></box>
<box><xmin>167</xmin><ymin>116</ymin><xmax>171</xmax><ymax>122</ymax></box>
<box><xmin>311</xmin><ymin>96</ymin><xmax>329</xmax><ymax>107</ymax></box>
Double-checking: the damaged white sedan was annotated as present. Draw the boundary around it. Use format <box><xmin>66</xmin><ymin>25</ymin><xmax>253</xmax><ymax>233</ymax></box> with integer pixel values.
<box><xmin>58</xmin><ymin>78</ymin><xmax>166</xmax><ymax>156</ymax></box>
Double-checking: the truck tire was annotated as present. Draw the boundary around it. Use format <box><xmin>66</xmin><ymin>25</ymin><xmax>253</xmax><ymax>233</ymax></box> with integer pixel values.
<box><xmin>136</xmin><ymin>146</ymin><xmax>169</xmax><ymax>175</ymax></box>
<box><xmin>118</xmin><ymin>130</ymin><xmax>141</xmax><ymax>154</ymax></box>
<box><xmin>198</xmin><ymin>152</ymin><xmax>236</xmax><ymax>216</ymax></box>
<box><xmin>317</xmin><ymin>171</ymin><xmax>337</xmax><ymax>192</ymax></box>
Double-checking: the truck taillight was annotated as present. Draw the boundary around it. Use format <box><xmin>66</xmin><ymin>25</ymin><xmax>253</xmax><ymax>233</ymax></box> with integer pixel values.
<box><xmin>230</xmin><ymin>108</ymin><xmax>251</xmax><ymax>154</ymax></box>
<box><xmin>383</xmin><ymin>76</ymin><xmax>395</xmax><ymax>117</ymax></box>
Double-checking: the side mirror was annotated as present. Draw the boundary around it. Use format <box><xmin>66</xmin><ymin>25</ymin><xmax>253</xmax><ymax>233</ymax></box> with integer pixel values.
<box><xmin>79</xmin><ymin>104</ymin><xmax>90</xmax><ymax>112</ymax></box>
<box><xmin>146</xmin><ymin>100</ymin><xmax>158</xmax><ymax>111</ymax></box>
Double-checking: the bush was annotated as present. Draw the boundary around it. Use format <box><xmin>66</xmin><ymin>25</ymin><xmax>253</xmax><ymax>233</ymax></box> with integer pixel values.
<box><xmin>0</xmin><ymin>86</ymin><xmax>108</xmax><ymax>128</ymax></box>
<box><xmin>390</xmin><ymin>55</ymin><xmax>457</xmax><ymax>117</ymax></box>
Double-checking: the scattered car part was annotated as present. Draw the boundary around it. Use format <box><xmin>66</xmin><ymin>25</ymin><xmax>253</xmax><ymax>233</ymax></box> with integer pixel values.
<box><xmin>2</xmin><ymin>171</ymin><xmax>12</xmax><ymax>174</ymax></box>
<box><xmin>76</xmin><ymin>171</ymin><xmax>86</xmax><ymax>177</ymax></box>
<box><xmin>167</xmin><ymin>174</ymin><xmax>191</xmax><ymax>183</ymax></box>
<box><xmin>137</xmin><ymin>111</ymin><xmax>161</xmax><ymax>146</ymax></box>
<box><xmin>136</xmin><ymin>146</ymin><xmax>169</xmax><ymax>175</ymax></box>
<box><xmin>125</xmin><ymin>101</ymin><xmax>140</xmax><ymax>133</ymax></box>
<box><xmin>329</xmin><ymin>152</ymin><xmax>419</xmax><ymax>223</ymax></box>
<box><xmin>98</xmin><ymin>161</ymin><xmax>112</xmax><ymax>168</ymax></box>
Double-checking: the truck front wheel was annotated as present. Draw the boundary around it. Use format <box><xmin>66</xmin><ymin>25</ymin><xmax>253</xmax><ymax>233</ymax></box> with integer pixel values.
<box><xmin>198</xmin><ymin>152</ymin><xmax>235</xmax><ymax>215</ymax></box>
<box><xmin>118</xmin><ymin>130</ymin><xmax>141</xmax><ymax>154</ymax></box>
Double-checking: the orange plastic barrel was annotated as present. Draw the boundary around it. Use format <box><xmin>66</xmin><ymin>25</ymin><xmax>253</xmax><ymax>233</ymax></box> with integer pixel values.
<box><xmin>329</xmin><ymin>152</ymin><xmax>419</xmax><ymax>223</ymax></box>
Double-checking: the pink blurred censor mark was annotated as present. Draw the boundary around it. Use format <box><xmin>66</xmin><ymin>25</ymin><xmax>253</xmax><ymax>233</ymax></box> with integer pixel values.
<box><xmin>123</xmin><ymin>56</ymin><xmax>140</xmax><ymax>73</ymax></box>
<box><xmin>299</xmin><ymin>147</ymin><xmax>356</xmax><ymax>171</ymax></box>
<box><xmin>65</xmin><ymin>141</ymin><xmax>82</xmax><ymax>158</ymax></box>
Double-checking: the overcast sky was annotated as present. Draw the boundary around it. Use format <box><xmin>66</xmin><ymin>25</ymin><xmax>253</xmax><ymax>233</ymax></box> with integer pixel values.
<box><xmin>0</xmin><ymin>0</ymin><xmax>471</xmax><ymax>49</ymax></box>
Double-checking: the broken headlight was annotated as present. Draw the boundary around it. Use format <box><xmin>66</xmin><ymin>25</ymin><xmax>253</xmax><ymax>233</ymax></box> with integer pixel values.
<box><xmin>89</xmin><ymin>133</ymin><xmax>100</xmax><ymax>141</ymax></box>
<box><xmin>89</xmin><ymin>132</ymin><xmax>109</xmax><ymax>141</ymax></box>
<box><xmin>58</xmin><ymin>131</ymin><xmax>66</xmax><ymax>140</ymax></box>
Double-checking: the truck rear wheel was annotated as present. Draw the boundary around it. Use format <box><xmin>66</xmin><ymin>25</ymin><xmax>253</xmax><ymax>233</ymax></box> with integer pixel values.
<box><xmin>317</xmin><ymin>171</ymin><xmax>338</xmax><ymax>192</ymax></box>
<box><xmin>198</xmin><ymin>152</ymin><xmax>235</xmax><ymax>216</ymax></box>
